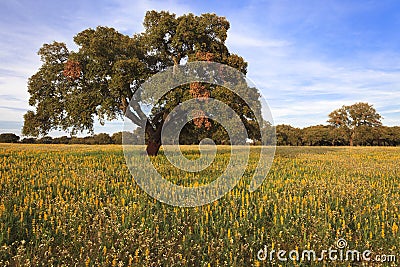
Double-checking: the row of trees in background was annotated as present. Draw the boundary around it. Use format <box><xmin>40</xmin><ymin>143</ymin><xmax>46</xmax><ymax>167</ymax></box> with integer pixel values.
<box><xmin>4</xmin><ymin>99</ymin><xmax>399</xmax><ymax>146</ymax></box>
<box><xmin>275</xmin><ymin>102</ymin><xmax>398</xmax><ymax>146</ymax></box>
<box><xmin>2</xmin><ymin>125</ymin><xmax>400</xmax><ymax>146</ymax></box>
<box><xmin>275</xmin><ymin>125</ymin><xmax>400</xmax><ymax>146</ymax></box>
<box><xmin>0</xmin><ymin>132</ymin><xmax>126</xmax><ymax>145</ymax></box>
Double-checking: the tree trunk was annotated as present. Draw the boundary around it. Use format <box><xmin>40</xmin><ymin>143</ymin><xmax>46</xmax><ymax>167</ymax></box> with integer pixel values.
<box><xmin>349</xmin><ymin>131</ymin><xmax>355</xmax><ymax>146</ymax></box>
<box><xmin>146</xmin><ymin>140</ymin><xmax>161</xmax><ymax>156</ymax></box>
<box><xmin>145</xmin><ymin>122</ymin><xmax>162</xmax><ymax>156</ymax></box>
<box><xmin>172</xmin><ymin>56</ymin><xmax>180</xmax><ymax>75</ymax></box>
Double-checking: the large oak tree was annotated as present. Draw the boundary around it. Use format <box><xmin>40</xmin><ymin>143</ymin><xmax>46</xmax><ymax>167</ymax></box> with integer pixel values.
<box><xmin>23</xmin><ymin>11</ymin><xmax>263</xmax><ymax>155</ymax></box>
<box><xmin>328</xmin><ymin>102</ymin><xmax>382</xmax><ymax>146</ymax></box>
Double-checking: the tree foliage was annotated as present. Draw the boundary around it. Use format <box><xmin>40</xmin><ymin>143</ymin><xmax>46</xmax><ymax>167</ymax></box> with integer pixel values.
<box><xmin>23</xmin><ymin>11</ymin><xmax>262</xmax><ymax>155</ymax></box>
<box><xmin>328</xmin><ymin>102</ymin><xmax>382</xmax><ymax>146</ymax></box>
<box><xmin>0</xmin><ymin>133</ymin><xmax>20</xmax><ymax>143</ymax></box>
<box><xmin>276</xmin><ymin>125</ymin><xmax>301</xmax><ymax>146</ymax></box>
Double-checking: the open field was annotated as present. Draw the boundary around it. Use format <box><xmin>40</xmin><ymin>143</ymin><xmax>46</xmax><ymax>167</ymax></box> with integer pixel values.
<box><xmin>1</xmin><ymin>144</ymin><xmax>399</xmax><ymax>266</ymax></box>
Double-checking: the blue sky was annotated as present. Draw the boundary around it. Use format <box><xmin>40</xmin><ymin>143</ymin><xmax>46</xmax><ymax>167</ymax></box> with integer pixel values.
<box><xmin>0</xmin><ymin>0</ymin><xmax>399</xmax><ymax>136</ymax></box>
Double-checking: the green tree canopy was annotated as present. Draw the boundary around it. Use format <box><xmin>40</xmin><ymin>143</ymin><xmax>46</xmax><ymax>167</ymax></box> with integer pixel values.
<box><xmin>0</xmin><ymin>133</ymin><xmax>20</xmax><ymax>143</ymax></box>
<box><xmin>328</xmin><ymin>102</ymin><xmax>382</xmax><ymax>146</ymax></box>
<box><xmin>23</xmin><ymin>10</ymin><xmax>263</xmax><ymax>155</ymax></box>
<box><xmin>275</xmin><ymin>124</ymin><xmax>301</xmax><ymax>146</ymax></box>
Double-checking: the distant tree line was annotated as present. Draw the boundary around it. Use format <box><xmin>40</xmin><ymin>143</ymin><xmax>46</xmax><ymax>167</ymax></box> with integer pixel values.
<box><xmin>0</xmin><ymin>132</ymin><xmax>131</xmax><ymax>145</ymax></box>
<box><xmin>2</xmin><ymin>103</ymin><xmax>396</xmax><ymax>146</ymax></box>
<box><xmin>271</xmin><ymin>102</ymin><xmax>400</xmax><ymax>146</ymax></box>
<box><xmin>274</xmin><ymin>124</ymin><xmax>400</xmax><ymax>146</ymax></box>
<box><xmin>1</xmin><ymin>125</ymin><xmax>400</xmax><ymax>146</ymax></box>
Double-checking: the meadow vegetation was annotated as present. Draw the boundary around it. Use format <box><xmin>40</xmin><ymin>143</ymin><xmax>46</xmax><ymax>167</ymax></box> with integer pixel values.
<box><xmin>0</xmin><ymin>144</ymin><xmax>399</xmax><ymax>266</ymax></box>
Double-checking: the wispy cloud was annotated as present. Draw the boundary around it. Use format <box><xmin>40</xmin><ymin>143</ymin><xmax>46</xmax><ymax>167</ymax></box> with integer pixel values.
<box><xmin>250</xmin><ymin>55</ymin><xmax>400</xmax><ymax>126</ymax></box>
<box><xmin>0</xmin><ymin>120</ymin><xmax>23</xmax><ymax>134</ymax></box>
<box><xmin>219</xmin><ymin>0</ymin><xmax>400</xmax><ymax>127</ymax></box>
<box><xmin>227</xmin><ymin>32</ymin><xmax>291</xmax><ymax>48</ymax></box>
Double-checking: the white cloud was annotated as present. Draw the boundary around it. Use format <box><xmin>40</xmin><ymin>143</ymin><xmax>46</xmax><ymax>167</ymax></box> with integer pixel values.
<box><xmin>242</xmin><ymin>49</ymin><xmax>400</xmax><ymax>127</ymax></box>
<box><xmin>227</xmin><ymin>32</ymin><xmax>290</xmax><ymax>48</ymax></box>
<box><xmin>86</xmin><ymin>0</ymin><xmax>193</xmax><ymax>33</ymax></box>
